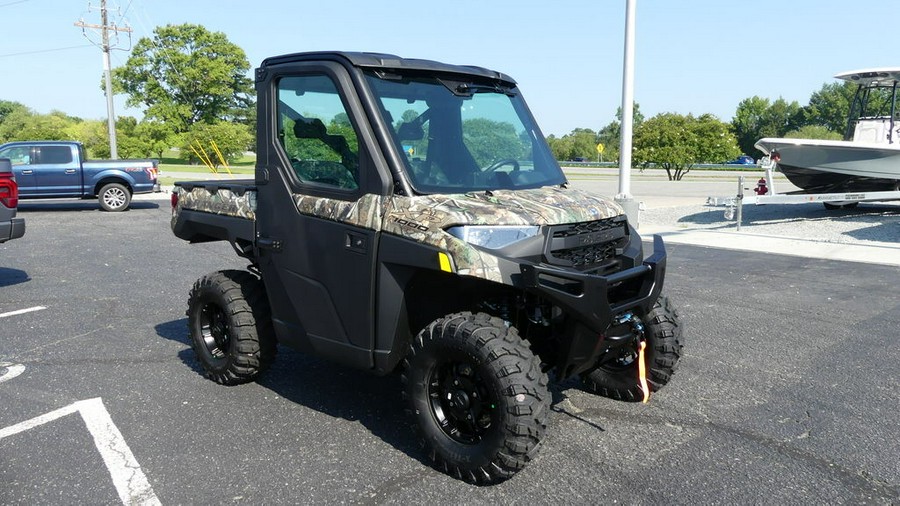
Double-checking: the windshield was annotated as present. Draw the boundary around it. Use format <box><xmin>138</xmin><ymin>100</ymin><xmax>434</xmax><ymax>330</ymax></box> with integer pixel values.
<box><xmin>364</xmin><ymin>70</ymin><xmax>566</xmax><ymax>193</ymax></box>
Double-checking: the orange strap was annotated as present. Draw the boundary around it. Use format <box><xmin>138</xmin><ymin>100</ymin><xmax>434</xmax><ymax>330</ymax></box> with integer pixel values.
<box><xmin>637</xmin><ymin>341</ymin><xmax>650</xmax><ymax>403</ymax></box>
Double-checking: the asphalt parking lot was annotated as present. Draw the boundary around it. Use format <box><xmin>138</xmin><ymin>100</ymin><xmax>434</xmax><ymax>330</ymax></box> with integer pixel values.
<box><xmin>1</xmin><ymin>198</ymin><xmax>899</xmax><ymax>504</ymax></box>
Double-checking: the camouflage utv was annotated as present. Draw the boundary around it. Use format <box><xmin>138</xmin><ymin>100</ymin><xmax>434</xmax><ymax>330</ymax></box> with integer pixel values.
<box><xmin>171</xmin><ymin>51</ymin><xmax>683</xmax><ymax>484</ymax></box>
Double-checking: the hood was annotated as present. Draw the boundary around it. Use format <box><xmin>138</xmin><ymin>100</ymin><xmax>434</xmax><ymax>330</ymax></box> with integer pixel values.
<box><xmin>384</xmin><ymin>186</ymin><xmax>623</xmax><ymax>231</ymax></box>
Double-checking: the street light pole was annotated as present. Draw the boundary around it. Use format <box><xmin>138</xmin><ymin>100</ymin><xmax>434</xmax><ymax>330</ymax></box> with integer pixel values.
<box><xmin>615</xmin><ymin>0</ymin><xmax>640</xmax><ymax>226</ymax></box>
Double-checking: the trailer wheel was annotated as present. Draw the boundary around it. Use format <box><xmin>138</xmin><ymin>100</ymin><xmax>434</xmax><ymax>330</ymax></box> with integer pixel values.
<box><xmin>582</xmin><ymin>295</ymin><xmax>683</xmax><ymax>402</ymax></box>
<box><xmin>186</xmin><ymin>270</ymin><xmax>276</xmax><ymax>385</ymax></box>
<box><xmin>823</xmin><ymin>201</ymin><xmax>859</xmax><ymax>210</ymax></box>
<box><xmin>402</xmin><ymin>312</ymin><xmax>550</xmax><ymax>484</ymax></box>
<box><xmin>98</xmin><ymin>182</ymin><xmax>131</xmax><ymax>212</ymax></box>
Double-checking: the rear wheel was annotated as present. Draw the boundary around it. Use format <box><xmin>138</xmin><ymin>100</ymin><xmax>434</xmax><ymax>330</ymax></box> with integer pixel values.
<box><xmin>402</xmin><ymin>312</ymin><xmax>549</xmax><ymax>484</ymax></box>
<box><xmin>98</xmin><ymin>182</ymin><xmax>131</xmax><ymax>212</ymax></box>
<box><xmin>186</xmin><ymin>270</ymin><xmax>276</xmax><ymax>385</ymax></box>
<box><xmin>582</xmin><ymin>295</ymin><xmax>683</xmax><ymax>402</ymax></box>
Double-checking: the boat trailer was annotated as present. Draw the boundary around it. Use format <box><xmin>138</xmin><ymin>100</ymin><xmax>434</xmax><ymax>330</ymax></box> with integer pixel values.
<box><xmin>707</xmin><ymin>159</ymin><xmax>900</xmax><ymax>230</ymax></box>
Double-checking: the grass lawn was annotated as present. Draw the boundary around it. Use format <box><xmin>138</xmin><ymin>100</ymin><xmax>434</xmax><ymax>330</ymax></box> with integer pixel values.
<box><xmin>154</xmin><ymin>149</ymin><xmax>255</xmax><ymax>186</ymax></box>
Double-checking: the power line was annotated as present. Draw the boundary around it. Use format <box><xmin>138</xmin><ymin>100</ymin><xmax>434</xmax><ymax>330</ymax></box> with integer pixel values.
<box><xmin>0</xmin><ymin>44</ymin><xmax>93</xmax><ymax>58</ymax></box>
<box><xmin>0</xmin><ymin>0</ymin><xmax>29</xmax><ymax>8</ymax></box>
<box><xmin>117</xmin><ymin>0</ymin><xmax>133</xmax><ymax>23</ymax></box>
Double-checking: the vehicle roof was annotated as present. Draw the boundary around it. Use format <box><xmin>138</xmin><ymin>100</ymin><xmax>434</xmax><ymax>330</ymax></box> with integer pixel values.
<box><xmin>0</xmin><ymin>140</ymin><xmax>82</xmax><ymax>148</ymax></box>
<box><xmin>834</xmin><ymin>68</ymin><xmax>900</xmax><ymax>86</ymax></box>
<box><xmin>259</xmin><ymin>51</ymin><xmax>516</xmax><ymax>84</ymax></box>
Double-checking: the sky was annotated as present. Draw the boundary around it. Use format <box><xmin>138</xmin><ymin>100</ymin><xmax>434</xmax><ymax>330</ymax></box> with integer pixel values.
<box><xmin>2</xmin><ymin>0</ymin><xmax>899</xmax><ymax>137</ymax></box>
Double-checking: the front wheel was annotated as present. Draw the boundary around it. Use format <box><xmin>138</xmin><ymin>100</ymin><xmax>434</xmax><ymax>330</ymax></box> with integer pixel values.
<box><xmin>402</xmin><ymin>312</ymin><xmax>550</xmax><ymax>484</ymax></box>
<box><xmin>582</xmin><ymin>295</ymin><xmax>683</xmax><ymax>402</ymax></box>
<box><xmin>186</xmin><ymin>270</ymin><xmax>276</xmax><ymax>385</ymax></box>
<box><xmin>98</xmin><ymin>183</ymin><xmax>131</xmax><ymax>212</ymax></box>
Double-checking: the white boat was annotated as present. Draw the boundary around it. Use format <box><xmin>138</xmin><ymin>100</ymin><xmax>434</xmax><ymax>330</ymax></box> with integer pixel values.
<box><xmin>755</xmin><ymin>68</ymin><xmax>900</xmax><ymax>193</ymax></box>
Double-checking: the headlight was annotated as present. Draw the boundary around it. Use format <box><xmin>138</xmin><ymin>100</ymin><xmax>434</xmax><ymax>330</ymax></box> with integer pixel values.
<box><xmin>446</xmin><ymin>225</ymin><xmax>540</xmax><ymax>249</ymax></box>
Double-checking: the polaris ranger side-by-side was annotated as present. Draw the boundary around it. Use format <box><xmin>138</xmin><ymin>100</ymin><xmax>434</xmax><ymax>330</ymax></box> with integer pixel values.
<box><xmin>171</xmin><ymin>51</ymin><xmax>683</xmax><ymax>484</ymax></box>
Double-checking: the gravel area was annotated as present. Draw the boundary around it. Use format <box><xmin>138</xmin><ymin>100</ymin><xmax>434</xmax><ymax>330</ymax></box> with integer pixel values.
<box><xmin>641</xmin><ymin>201</ymin><xmax>900</xmax><ymax>246</ymax></box>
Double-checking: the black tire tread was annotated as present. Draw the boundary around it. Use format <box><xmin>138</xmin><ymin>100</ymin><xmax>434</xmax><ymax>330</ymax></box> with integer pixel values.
<box><xmin>186</xmin><ymin>270</ymin><xmax>276</xmax><ymax>385</ymax></box>
<box><xmin>401</xmin><ymin>312</ymin><xmax>550</xmax><ymax>484</ymax></box>
<box><xmin>582</xmin><ymin>295</ymin><xmax>683</xmax><ymax>402</ymax></box>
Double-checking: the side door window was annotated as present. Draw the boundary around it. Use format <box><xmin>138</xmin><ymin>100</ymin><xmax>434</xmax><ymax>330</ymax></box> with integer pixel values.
<box><xmin>0</xmin><ymin>146</ymin><xmax>36</xmax><ymax>195</ymax></box>
<box><xmin>34</xmin><ymin>146</ymin><xmax>74</xmax><ymax>165</ymax></box>
<box><xmin>276</xmin><ymin>75</ymin><xmax>361</xmax><ymax>192</ymax></box>
<box><xmin>0</xmin><ymin>146</ymin><xmax>32</xmax><ymax>165</ymax></box>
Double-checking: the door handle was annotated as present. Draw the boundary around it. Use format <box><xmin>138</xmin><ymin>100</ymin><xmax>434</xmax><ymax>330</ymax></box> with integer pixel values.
<box><xmin>21</xmin><ymin>169</ymin><xmax>33</xmax><ymax>175</ymax></box>
<box><xmin>257</xmin><ymin>237</ymin><xmax>282</xmax><ymax>252</ymax></box>
<box><xmin>345</xmin><ymin>232</ymin><xmax>367</xmax><ymax>254</ymax></box>
<box><xmin>65</xmin><ymin>169</ymin><xmax>77</xmax><ymax>174</ymax></box>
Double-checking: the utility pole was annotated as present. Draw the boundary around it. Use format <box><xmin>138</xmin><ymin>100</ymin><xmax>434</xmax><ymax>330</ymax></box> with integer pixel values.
<box><xmin>75</xmin><ymin>0</ymin><xmax>132</xmax><ymax>159</ymax></box>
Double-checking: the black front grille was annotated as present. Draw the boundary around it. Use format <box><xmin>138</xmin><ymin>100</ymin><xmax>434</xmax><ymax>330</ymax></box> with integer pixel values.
<box><xmin>552</xmin><ymin>218</ymin><xmax>623</xmax><ymax>238</ymax></box>
<box><xmin>553</xmin><ymin>241</ymin><xmax>620</xmax><ymax>267</ymax></box>
<box><xmin>545</xmin><ymin>216</ymin><xmax>628</xmax><ymax>271</ymax></box>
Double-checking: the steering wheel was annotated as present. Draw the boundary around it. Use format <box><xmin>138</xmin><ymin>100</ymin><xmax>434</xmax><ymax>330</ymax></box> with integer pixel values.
<box><xmin>484</xmin><ymin>158</ymin><xmax>520</xmax><ymax>172</ymax></box>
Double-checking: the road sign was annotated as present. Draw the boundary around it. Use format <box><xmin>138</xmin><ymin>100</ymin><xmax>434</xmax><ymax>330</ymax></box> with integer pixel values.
<box><xmin>596</xmin><ymin>143</ymin><xmax>605</xmax><ymax>154</ymax></box>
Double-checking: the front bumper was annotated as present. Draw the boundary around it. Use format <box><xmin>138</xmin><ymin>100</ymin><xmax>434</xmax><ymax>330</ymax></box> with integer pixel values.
<box><xmin>519</xmin><ymin>234</ymin><xmax>666</xmax><ymax>334</ymax></box>
<box><xmin>518</xmin><ymin>234</ymin><xmax>666</xmax><ymax>377</ymax></box>
<box><xmin>0</xmin><ymin>217</ymin><xmax>25</xmax><ymax>243</ymax></box>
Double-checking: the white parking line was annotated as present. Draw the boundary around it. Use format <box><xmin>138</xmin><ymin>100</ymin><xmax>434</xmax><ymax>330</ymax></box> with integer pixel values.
<box><xmin>0</xmin><ymin>362</ymin><xmax>25</xmax><ymax>384</ymax></box>
<box><xmin>0</xmin><ymin>306</ymin><xmax>47</xmax><ymax>319</ymax></box>
<box><xmin>0</xmin><ymin>397</ymin><xmax>161</xmax><ymax>505</ymax></box>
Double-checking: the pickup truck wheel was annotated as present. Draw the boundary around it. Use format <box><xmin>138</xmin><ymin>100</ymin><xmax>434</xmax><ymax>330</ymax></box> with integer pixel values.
<box><xmin>186</xmin><ymin>270</ymin><xmax>276</xmax><ymax>385</ymax></box>
<box><xmin>98</xmin><ymin>183</ymin><xmax>131</xmax><ymax>212</ymax></box>
<box><xmin>402</xmin><ymin>312</ymin><xmax>549</xmax><ymax>484</ymax></box>
<box><xmin>582</xmin><ymin>295</ymin><xmax>683</xmax><ymax>402</ymax></box>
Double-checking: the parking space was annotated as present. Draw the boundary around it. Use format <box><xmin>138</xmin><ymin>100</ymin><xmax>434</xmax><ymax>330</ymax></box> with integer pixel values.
<box><xmin>0</xmin><ymin>201</ymin><xmax>898</xmax><ymax>503</ymax></box>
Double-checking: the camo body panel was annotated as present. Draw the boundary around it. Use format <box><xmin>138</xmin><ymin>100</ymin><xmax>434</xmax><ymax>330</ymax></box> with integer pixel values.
<box><xmin>172</xmin><ymin>186</ymin><xmax>257</xmax><ymax>228</ymax></box>
<box><xmin>293</xmin><ymin>193</ymin><xmax>383</xmax><ymax>230</ymax></box>
<box><xmin>290</xmin><ymin>186</ymin><xmax>623</xmax><ymax>283</ymax></box>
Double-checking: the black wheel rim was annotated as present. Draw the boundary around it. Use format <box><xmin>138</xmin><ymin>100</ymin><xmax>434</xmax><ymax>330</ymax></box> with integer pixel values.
<box><xmin>199</xmin><ymin>302</ymin><xmax>230</xmax><ymax>363</ymax></box>
<box><xmin>598</xmin><ymin>344</ymin><xmax>639</xmax><ymax>373</ymax></box>
<box><xmin>427</xmin><ymin>360</ymin><xmax>496</xmax><ymax>445</ymax></box>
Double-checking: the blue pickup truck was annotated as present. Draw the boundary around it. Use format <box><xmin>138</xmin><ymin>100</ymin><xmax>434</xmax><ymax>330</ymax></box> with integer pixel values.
<box><xmin>0</xmin><ymin>141</ymin><xmax>160</xmax><ymax>211</ymax></box>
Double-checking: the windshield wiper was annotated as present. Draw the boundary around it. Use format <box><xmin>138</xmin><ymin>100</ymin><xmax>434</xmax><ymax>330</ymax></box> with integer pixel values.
<box><xmin>437</xmin><ymin>78</ymin><xmax>516</xmax><ymax>97</ymax></box>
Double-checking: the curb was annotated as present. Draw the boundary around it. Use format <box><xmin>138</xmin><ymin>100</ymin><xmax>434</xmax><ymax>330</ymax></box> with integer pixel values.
<box><xmin>639</xmin><ymin>224</ymin><xmax>900</xmax><ymax>267</ymax></box>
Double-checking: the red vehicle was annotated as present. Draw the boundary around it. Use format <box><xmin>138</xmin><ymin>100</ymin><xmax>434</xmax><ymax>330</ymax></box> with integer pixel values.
<box><xmin>0</xmin><ymin>158</ymin><xmax>25</xmax><ymax>243</ymax></box>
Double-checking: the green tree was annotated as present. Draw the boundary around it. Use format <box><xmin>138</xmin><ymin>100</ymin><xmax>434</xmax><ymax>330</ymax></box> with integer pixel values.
<box><xmin>784</xmin><ymin>125</ymin><xmax>842</xmax><ymax>140</ymax></box>
<box><xmin>180</xmin><ymin>121</ymin><xmax>253</xmax><ymax>167</ymax></box>
<box><xmin>462</xmin><ymin>119</ymin><xmax>526</xmax><ymax>167</ymax></box>
<box><xmin>546</xmin><ymin>134</ymin><xmax>573</xmax><ymax>161</ymax></box>
<box><xmin>0</xmin><ymin>109</ymin><xmax>77</xmax><ymax>143</ymax></box>
<box><xmin>113</xmin><ymin>24</ymin><xmax>254</xmax><ymax>134</ymax></box>
<box><xmin>66</xmin><ymin>119</ymin><xmax>110</xmax><ymax>158</ymax></box>
<box><xmin>0</xmin><ymin>100</ymin><xmax>28</xmax><ymax>126</ymax></box>
<box><xmin>546</xmin><ymin>128</ymin><xmax>600</xmax><ymax>161</ymax></box>
<box><xmin>762</xmin><ymin>98</ymin><xmax>804</xmax><ymax>137</ymax></box>
<box><xmin>114</xmin><ymin>116</ymin><xmax>166</xmax><ymax>159</ymax></box>
<box><xmin>732</xmin><ymin>96</ymin><xmax>803</xmax><ymax>158</ymax></box>
<box><xmin>633</xmin><ymin>113</ymin><xmax>740</xmax><ymax>180</ymax></box>
<box><xmin>135</xmin><ymin>120</ymin><xmax>176</xmax><ymax>159</ymax></box>
<box><xmin>596</xmin><ymin>103</ymin><xmax>643</xmax><ymax>163</ymax></box>
<box><xmin>804</xmin><ymin>81</ymin><xmax>855</xmax><ymax>135</ymax></box>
